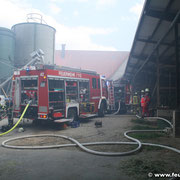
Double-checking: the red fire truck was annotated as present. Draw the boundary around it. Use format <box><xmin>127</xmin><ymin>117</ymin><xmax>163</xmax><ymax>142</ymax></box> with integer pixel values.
<box><xmin>12</xmin><ymin>65</ymin><xmax>109</xmax><ymax>123</ymax></box>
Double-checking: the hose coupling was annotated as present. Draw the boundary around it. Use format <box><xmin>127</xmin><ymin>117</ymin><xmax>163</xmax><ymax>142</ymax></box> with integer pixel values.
<box><xmin>163</xmin><ymin>127</ymin><xmax>172</xmax><ymax>135</ymax></box>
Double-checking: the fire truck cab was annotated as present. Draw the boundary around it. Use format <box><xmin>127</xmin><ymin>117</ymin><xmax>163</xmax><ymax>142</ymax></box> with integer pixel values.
<box><xmin>12</xmin><ymin>65</ymin><xmax>108</xmax><ymax>123</ymax></box>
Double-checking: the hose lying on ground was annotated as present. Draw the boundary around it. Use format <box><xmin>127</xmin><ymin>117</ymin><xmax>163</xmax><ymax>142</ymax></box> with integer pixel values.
<box><xmin>136</xmin><ymin>115</ymin><xmax>173</xmax><ymax>128</ymax></box>
<box><xmin>2</xmin><ymin>116</ymin><xmax>180</xmax><ymax>156</ymax></box>
<box><xmin>0</xmin><ymin>102</ymin><xmax>30</xmax><ymax>136</ymax></box>
<box><xmin>113</xmin><ymin>101</ymin><xmax>121</xmax><ymax>115</ymax></box>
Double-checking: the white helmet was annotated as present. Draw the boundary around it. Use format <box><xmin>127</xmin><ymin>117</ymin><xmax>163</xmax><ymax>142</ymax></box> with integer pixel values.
<box><xmin>141</xmin><ymin>90</ymin><xmax>144</xmax><ymax>93</ymax></box>
<box><xmin>145</xmin><ymin>88</ymin><xmax>149</xmax><ymax>92</ymax></box>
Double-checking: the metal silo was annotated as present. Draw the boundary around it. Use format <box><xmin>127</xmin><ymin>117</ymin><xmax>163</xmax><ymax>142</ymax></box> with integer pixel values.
<box><xmin>11</xmin><ymin>22</ymin><xmax>56</xmax><ymax>67</ymax></box>
<box><xmin>0</xmin><ymin>27</ymin><xmax>15</xmax><ymax>81</ymax></box>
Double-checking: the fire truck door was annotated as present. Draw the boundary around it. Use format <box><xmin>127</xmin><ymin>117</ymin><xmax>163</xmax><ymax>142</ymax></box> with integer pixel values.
<box><xmin>91</xmin><ymin>77</ymin><xmax>100</xmax><ymax>98</ymax></box>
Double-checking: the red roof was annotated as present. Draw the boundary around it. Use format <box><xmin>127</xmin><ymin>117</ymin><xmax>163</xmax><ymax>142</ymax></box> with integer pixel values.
<box><xmin>55</xmin><ymin>50</ymin><xmax>129</xmax><ymax>78</ymax></box>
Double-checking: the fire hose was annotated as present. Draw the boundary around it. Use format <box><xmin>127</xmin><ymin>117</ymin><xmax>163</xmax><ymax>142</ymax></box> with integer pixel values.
<box><xmin>113</xmin><ymin>101</ymin><xmax>121</xmax><ymax>115</ymax></box>
<box><xmin>0</xmin><ymin>102</ymin><xmax>30</xmax><ymax>136</ymax></box>
<box><xmin>1</xmin><ymin>114</ymin><xmax>180</xmax><ymax>156</ymax></box>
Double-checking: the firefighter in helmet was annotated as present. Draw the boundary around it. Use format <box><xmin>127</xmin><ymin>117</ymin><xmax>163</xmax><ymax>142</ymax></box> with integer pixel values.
<box><xmin>141</xmin><ymin>90</ymin><xmax>144</xmax><ymax>99</ymax></box>
<box><xmin>132</xmin><ymin>92</ymin><xmax>139</xmax><ymax>114</ymax></box>
<box><xmin>140</xmin><ymin>90</ymin><xmax>145</xmax><ymax>116</ymax></box>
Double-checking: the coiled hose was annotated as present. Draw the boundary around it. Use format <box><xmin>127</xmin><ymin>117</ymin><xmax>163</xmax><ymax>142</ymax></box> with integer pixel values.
<box><xmin>2</xmin><ymin>115</ymin><xmax>180</xmax><ymax>156</ymax></box>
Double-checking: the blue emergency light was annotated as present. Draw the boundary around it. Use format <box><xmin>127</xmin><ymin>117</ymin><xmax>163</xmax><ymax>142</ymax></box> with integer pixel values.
<box><xmin>26</xmin><ymin>67</ymin><xmax>30</xmax><ymax>73</ymax></box>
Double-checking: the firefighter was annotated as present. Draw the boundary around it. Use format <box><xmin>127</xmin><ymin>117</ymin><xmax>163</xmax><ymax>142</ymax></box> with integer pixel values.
<box><xmin>141</xmin><ymin>90</ymin><xmax>144</xmax><ymax>99</ymax></box>
<box><xmin>141</xmin><ymin>88</ymin><xmax>150</xmax><ymax>117</ymax></box>
<box><xmin>141</xmin><ymin>90</ymin><xmax>145</xmax><ymax>117</ymax></box>
<box><xmin>132</xmin><ymin>92</ymin><xmax>139</xmax><ymax>114</ymax></box>
<box><xmin>6</xmin><ymin>97</ymin><xmax>13</xmax><ymax>127</ymax></box>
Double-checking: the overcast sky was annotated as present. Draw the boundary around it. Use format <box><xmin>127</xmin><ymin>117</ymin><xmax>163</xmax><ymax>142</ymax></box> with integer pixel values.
<box><xmin>0</xmin><ymin>0</ymin><xmax>144</xmax><ymax>51</ymax></box>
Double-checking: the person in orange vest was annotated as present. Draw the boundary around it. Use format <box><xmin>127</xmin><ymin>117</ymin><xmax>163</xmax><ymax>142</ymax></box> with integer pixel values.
<box><xmin>141</xmin><ymin>88</ymin><xmax>150</xmax><ymax>117</ymax></box>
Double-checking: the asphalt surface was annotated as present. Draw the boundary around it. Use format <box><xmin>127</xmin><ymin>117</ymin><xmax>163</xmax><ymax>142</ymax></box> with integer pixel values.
<box><xmin>0</xmin><ymin>114</ymin><xmax>179</xmax><ymax>180</ymax></box>
<box><xmin>0</xmin><ymin>115</ymin><xmax>133</xmax><ymax>180</ymax></box>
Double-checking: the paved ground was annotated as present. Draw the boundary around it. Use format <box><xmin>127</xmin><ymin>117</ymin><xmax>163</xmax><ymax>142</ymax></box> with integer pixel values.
<box><xmin>0</xmin><ymin>114</ymin><xmax>179</xmax><ymax>180</ymax></box>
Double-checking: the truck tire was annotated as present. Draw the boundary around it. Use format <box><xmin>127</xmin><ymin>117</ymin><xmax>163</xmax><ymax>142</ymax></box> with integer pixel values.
<box><xmin>68</xmin><ymin>108</ymin><xmax>78</xmax><ymax>121</ymax></box>
<box><xmin>98</xmin><ymin>103</ymin><xmax>105</xmax><ymax>117</ymax></box>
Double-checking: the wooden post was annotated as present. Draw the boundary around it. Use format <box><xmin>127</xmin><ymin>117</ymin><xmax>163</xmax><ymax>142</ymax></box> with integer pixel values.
<box><xmin>156</xmin><ymin>48</ymin><xmax>160</xmax><ymax>108</ymax></box>
<box><xmin>175</xmin><ymin>23</ymin><xmax>180</xmax><ymax>109</ymax></box>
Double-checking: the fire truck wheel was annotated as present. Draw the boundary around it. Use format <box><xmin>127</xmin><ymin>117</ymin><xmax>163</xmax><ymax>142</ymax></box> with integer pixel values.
<box><xmin>68</xmin><ymin>108</ymin><xmax>78</xmax><ymax>121</ymax></box>
<box><xmin>98</xmin><ymin>103</ymin><xmax>105</xmax><ymax>117</ymax></box>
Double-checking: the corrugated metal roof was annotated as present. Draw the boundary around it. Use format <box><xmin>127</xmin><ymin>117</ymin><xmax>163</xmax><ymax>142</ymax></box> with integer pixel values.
<box><xmin>125</xmin><ymin>0</ymin><xmax>179</xmax><ymax>79</ymax></box>
<box><xmin>124</xmin><ymin>0</ymin><xmax>180</xmax><ymax>108</ymax></box>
